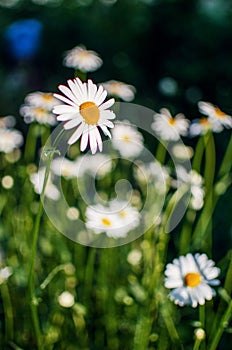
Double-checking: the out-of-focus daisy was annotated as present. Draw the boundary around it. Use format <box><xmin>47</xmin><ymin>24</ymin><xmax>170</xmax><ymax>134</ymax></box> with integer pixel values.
<box><xmin>24</xmin><ymin>91</ymin><xmax>60</xmax><ymax>110</ymax></box>
<box><xmin>151</xmin><ymin>108</ymin><xmax>189</xmax><ymax>141</ymax></box>
<box><xmin>127</xmin><ymin>249</ymin><xmax>142</xmax><ymax>266</ymax></box>
<box><xmin>20</xmin><ymin>105</ymin><xmax>57</xmax><ymax>125</ymax></box>
<box><xmin>0</xmin><ymin>115</ymin><xmax>16</xmax><ymax>128</ymax></box>
<box><xmin>164</xmin><ymin>253</ymin><xmax>220</xmax><ymax>308</ymax></box>
<box><xmin>53</xmin><ymin>78</ymin><xmax>116</xmax><ymax>154</ymax></box>
<box><xmin>51</xmin><ymin>157</ymin><xmax>79</xmax><ymax>179</ymax></box>
<box><xmin>0</xmin><ymin>266</ymin><xmax>13</xmax><ymax>285</ymax></box>
<box><xmin>171</xmin><ymin>143</ymin><xmax>194</xmax><ymax>161</ymax></box>
<box><xmin>189</xmin><ymin>117</ymin><xmax>223</xmax><ymax>136</ymax></box>
<box><xmin>173</xmin><ymin>166</ymin><xmax>204</xmax><ymax>210</ymax></box>
<box><xmin>198</xmin><ymin>101</ymin><xmax>232</xmax><ymax>128</ymax></box>
<box><xmin>63</xmin><ymin>45</ymin><xmax>103</xmax><ymax>72</ymax></box>
<box><xmin>101</xmin><ymin>80</ymin><xmax>136</xmax><ymax>102</ymax></box>
<box><xmin>0</xmin><ymin>128</ymin><xmax>23</xmax><ymax>153</ymax></box>
<box><xmin>112</xmin><ymin>121</ymin><xmax>144</xmax><ymax>158</ymax></box>
<box><xmin>76</xmin><ymin>153</ymin><xmax>113</xmax><ymax>178</ymax></box>
<box><xmin>85</xmin><ymin>200</ymin><xmax>140</xmax><ymax>238</ymax></box>
<box><xmin>58</xmin><ymin>291</ymin><xmax>75</xmax><ymax>308</ymax></box>
<box><xmin>30</xmin><ymin>167</ymin><xmax>60</xmax><ymax>200</ymax></box>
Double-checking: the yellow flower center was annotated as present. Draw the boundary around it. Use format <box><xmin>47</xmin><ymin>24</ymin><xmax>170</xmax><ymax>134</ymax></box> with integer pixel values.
<box><xmin>80</xmin><ymin>101</ymin><xmax>100</xmax><ymax>125</ymax></box>
<box><xmin>43</xmin><ymin>94</ymin><xmax>54</xmax><ymax>101</ymax></box>
<box><xmin>184</xmin><ymin>272</ymin><xmax>201</xmax><ymax>287</ymax></box>
<box><xmin>168</xmin><ymin>117</ymin><xmax>176</xmax><ymax>126</ymax></box>
<box><xmin>101</xmin><ymin>217</ymin><xmax>112</xmax><ymax>227</ymax></box>
<box><xmin>123</xmin><ymin>135</ymin><xmax>131</xmax><ymax>141</ymax></box>
<box><xmin>119</xmin><ymin>210</ymin><xmax>126</xmax><ymax>218</ymax></box>
<box><xmin>214</xmin><ymin>107</ymin><xmax>226</xmax><ymax>118</ymax></box>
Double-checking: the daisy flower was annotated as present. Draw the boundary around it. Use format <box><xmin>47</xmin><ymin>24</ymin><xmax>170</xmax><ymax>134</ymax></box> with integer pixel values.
<box><xmin>76</xmin><ymin>153</ymin><xmax>113</xmax><ymax>178</ymax></box>
<box><xmin>52</xmin><ymin>78</ymin><xmax>116</xmax><ymax>154</ymax></box>
<box><xmin>151</xmin><ymin>108</ymin><xmax>189</xmax><ymax>141</ymax></box>
<box><xmin>30</xmin><ymin>167</ymin><xmax>60</xmax><ymax>200</ymax></box>
<box><xmin>58</xmin><ymin>291</ymin><xmax>75</xmax><ymax>308</ymax></box>
<box><xmin>111</xmin><ymin>121</ymin><xmax>144</xmax><ymax>158</ymax></box>
<box><xmin>101</xmin><ymin>80</ymin><xmax>136</xmax><ymax>102</ymax></box>
<box><xmin>0</xmin><ymin>128</ymin><xmax>23</xmax><ymax>153</ymax></box>
<box><xmin>189</xmin><ymin>117</ymin><xmax>223</xmax><ymax>136</ymax></box>
<box><xmin>24</xmin><ymin>91</ymin><xmax>60</xmax><ymax>110</ymax></box>
<box><xmin>20</xmin><ymin>105</ymin><xmax>57</xmax><ymax>125</ymax></box>
<box><xmin>0</xmin><ymin>115</ymin><xmax>16</xmax><ymax>129</ymax></box>
<box><xmin>109</xmin><ymin>200</ymin><xmax>141</xmax><ymax>234</ymax></box>
<box><xmin>198</xmin><ymin>101</ymin><xmax>232</xmax><ymax>128</ymax></box>
<box><xmin>51</xmin><ymin>157</ymin><xmax>80</xmax><ymax>179</ymax></box>
<box><xmin>164</xmin><ymin>253</ymin><xmax>220</xmax><ymax>308</ymax></box>
<box><xmin>63</xmin><ymin>45</ymin><xmax>103</xmax><ymax>72</ymax></box>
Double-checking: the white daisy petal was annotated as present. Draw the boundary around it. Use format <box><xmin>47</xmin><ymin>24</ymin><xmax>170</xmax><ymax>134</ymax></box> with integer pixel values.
<box><xmin>80</xmin><ymin>125</ymin><xmax>89</xmax><ymax>152</ymax></box>
<box><xmin>68</xmin><ymin>123</ymin><xmax>86</xmax><ymax>145</ymax></box>
<box><xmin>89</xmin><ymin>127</ymin><xmax>98</xmax><ymax>154</ymax></box>
<box><xmin>54</xmin><ymin>93</ymin><xmax>77</xmax><ymax>107</ymax></box>
<box><xmin>99</xmin><ymin>98</ymin><xmax>115</xmax><ymax>111</ymax></box>
<box><xmin>64</xmin><ymin>118</ymin><xmax>82</xmax><ymax>130</ymax></box>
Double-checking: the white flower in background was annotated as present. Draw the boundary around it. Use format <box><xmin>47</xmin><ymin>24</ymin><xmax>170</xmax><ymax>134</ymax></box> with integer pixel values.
<box><xmin>171</xmin><ymin>143</ymin><xmax>194</xmax><ymax>161</ymax></box>
<box><xmin>0</xmin><ymin>115</ymin><xmax>16</xmax><ymax>128</ymax></box>
<box><xmin>0</xmin><ymin>128</ymin><xmax>23</xmax><ymax>153</ymax></box>
<box><xmin>63</xmin><ymin>45</ymin><xmax>103</xmax><ymax>72</ymax></box>
<box><xmin>58</xmin><ymin>291</ymin><xmax>75</xmax><ymax>308</ymax></box>
<box><xmin>112</xmin><ymin>121</ymin><xmax>144</xmax><ymax>158</ymax></box>
<box><xmin>127</xmin><ymin>249</ymin><xmax>142</xmax><ymax>266</ymax></box>
<box><xmin>24</xmin><ymin>91</ymin><xmax>60</xmax><ymax>110</ymax></box>
<box><xmin>198</xmin><ymin>101</ymin><xmax>232</xmax><ymax>128</ymax></box>
<box><xmin>174</xmin><ymin>166</ymin><xmax>205</xmax><ymax>210</ymax></box>
<box><xmin>20</xmin><ymin>105</ymin><xmax>57</xmax><ymax>125</ymax></box>
<box><xmin>1</xmin><ymin>175</ymin><xmax>14</xmax><ymax>189</ymax></box>
<box><xmin>76</xmin><ymin>153</ymin><xmax>113</xmax><ymax>178</ymax></box>
<box><xmin>164</xmin><ymin>253</ymin><xmax>220</xmax><ymax>308</ymax></box>
<box><xmin>51</xmin><ymin>157</ymin><xmax>79</xmax><ymax>179</ymax></box>
<box><xmin>134</xmin><ymin>160</ymin><xmax>170</xmax><ymax>193</ymax></box>
<box><xmin>189</xmin><ymin>117</ymin><xmax>223</xmax><ymax>136</ymax></box>
<box><xmin>53</xmin><ymin>78</ymin><xmax>116</xmax><ymax>154</ymax></box>
<box><xmin>101</xmin><ymin>80</ymin><xmax>136</xmax><ymax>101</ymax></box>
<box><xmin>85</xmin><ymin>200</ymin><xmax>140</xmax><ymax>238</ymax></box>
<box><xmin>30</xmin><ymin>167</ymin><xmax>60</xmax><ymax>200</ymax></box>
<box><xmin>151</xmin><ymin>108</ymin><xmax>189</xmax><ymax>141</ymax></box>
<box><xmin>0</xmin><ymin>266</ymin><xmax>13</xmax><ymax>285</ymax></box>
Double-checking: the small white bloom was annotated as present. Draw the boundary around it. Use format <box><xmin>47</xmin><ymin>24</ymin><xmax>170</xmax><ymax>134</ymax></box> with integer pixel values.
<box><xmin>189</xmin><ymin>117</ymin><xmax>223</xmax><ymax>136</ymax></box>
<box><xmin>198</xmin><ymin>101</ymin><xmax>232</xmax><ymax>128</ymax></box>
<box><xmin>171</xmin><ymin>144</ymin><xmax>194</xmax><ymax>160</ymax></box>
<box><xmin>66</xmin><ymin>207</ymin><xmax>80</xmax><ymax>221</ymax></box>
<box><xmin>0</xmin><ymin>267</ymin><xmax>13</xmax><ymax>284</ymax></box>
<box><xmin>58</xmin><ymin>291</ymin><xmax>75</xmax><ymax>308</ymax></box>
<box><xmin>109</xmin><ymin>200</ymin><xmax>141</xmax><ymax>235</ymax></box>
<box><xmin>30</xmin><ymin>167</ymin><xmax>60</xmax><ymax>200</ymax></box>
<box><xmin>101</xmin><ymin>80</ymin><xmax>136</xmax><ymax>101</ymax></box>
<box><xmin>63</xmin><ymin>45</ymin><xmax>103</xmax><ymax>72</ymax></box>
<box><xmin>164</xmin><ymin>253</ymin><xmax>220</xmax><ymax>308</ymax></box>
<box><xmin>0</xmin><ymin>128</ymin><xmax>23</xmax><ymax>153</ymax></box>
<box><xmin>1</xmin><ymin>175</ymin><xmax>14</xmax><ymax>189</ymax></box>
<box><xmin>76</xmin><ymin>153</ymin><xmax>112</xmax><ymax>178</ymax></box>
<box><xmin>0</xmin><ymin>115</ymin><xmax>16</xmax><ymax>129</ymax></box>
<box><xmin>53</xmin><ymin>78</ymin><xmax>116</xmax><ymax>154</ymax></box>
<box><xmin>24</xmin><ymin>91</ymin><xmax>60</xmax><ymax>110</ymax></box>
<box><xmin>127</xmin><ymin>249</ymin><xmax>142</xmax><ymax>266</ymax></box>
<box><xmin>20</xmin><ymin>105</ymin><xmax>57</xmax><ymax>125</ymax></box>
<box><xmin>51</xmin><ymin>157</ymin><xmax>79</xmax><ymax>179</ymax></box>
<box><xmin>151</xmin><ymin>108</ymin><xmax>189</xmax><ymax>141</ymax></box>
<box><xmin>112</xmin><ymin>121</ymin><xmax>144</xmax><ymax>158</ymax></box>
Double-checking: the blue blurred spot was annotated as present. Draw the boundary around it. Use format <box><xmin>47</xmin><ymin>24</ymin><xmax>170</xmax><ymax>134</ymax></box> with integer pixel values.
<box><xmin>4</xmin><ymin>19</ymin><xmax>43</xmax><ymax>61</ymax></box>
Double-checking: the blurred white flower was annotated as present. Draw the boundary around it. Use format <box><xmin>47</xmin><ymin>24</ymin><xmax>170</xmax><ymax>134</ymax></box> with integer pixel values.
<box><xmin>151</xmin><ymin>108</ymin><xmax>189</xmax><ymax>141</ymax></box>
<box><xmin>30</xmin><ymin>167</ymin><xmax>60</xmax><ymax>200</ymax></box>
<box><xmin>58</xmin><ymin>291</ymin><xmax>75</xmax><ymax>308</ymax></box>
<box><xmin>0</xmin><ymin>115</ymin><xmax>16</xmax><ymax>128</ymax></box>
<box><xmin>101</xmin><ymin>80</ymin><xmax>136</xmax><ymax>101</ymax></box>
<box><xmin>189</xmin><ymin>117</ymin><xmax>223</xmax><ymax>136</ymax></box>
<box><xmin>76</xmin><ymin>153</ymin><xmax>113</xmax><ymax>178</ymax></box>
<box><xmin>1</xmin><ymin>175</ymin><xmax>14</xmax><ymax>189</ymax></box>
<box><xmin>112</xmin><ymin>121</ymin><xmax>144</xmax><ymax>158</ymax></box>
<box><xmin>51</xmin><ymin>157</ymin><xmax>79</xmax><ymax>179</ymax></box>
<box><xmin>0</xmin><ymin>128</ymin><xmax>23</xmax><ymax>153</ymax></box>
<box><xmin>20</xmin><ymin>105</ymin><xmax>57</xmax><ymax>125</ymax></box>
<box><xmin>0</xmin><ymin>266</ymin><xmax>13</xmax><ymax>285</ymax></box>
<box><xmin>198</xmin><ymin>101</ymin><xmax>232</xmax><ymax>128</ymax></box>
<box><xmin>164</xmin><ymin>253</ymin><xmax>220</xmax><ymax>308</ymax></box>
<box><xmin>174</xmin><ymin>166</ymin><xmax>205</xmax><ymax>210</ymax></box>
<box><xmin>53</xmin><ymin>78</ymin><xmax>115</xmax><ymax>154</ymax></box>
<box><xmin>63</xmin><ymin>45</ymin><xmax>103</xmax><ymax>72</ymax></box>
<box><xmin>127</xmin><ymin>249</ymin><xmax>142</xmax><ymax>266</ymax></box>
<box><xmin>171</xmin><ymin>143</ymin><xmax>194</xmax><ymax>160</ymax></box>
<box><xmin>24</xmin><ymin>91</ymin><xmax>60</xmax><ymax>110</ymax></box>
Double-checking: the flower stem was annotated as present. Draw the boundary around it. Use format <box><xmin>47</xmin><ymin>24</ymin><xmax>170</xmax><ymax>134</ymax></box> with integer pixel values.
<box><xmin>155</xmin><ymin>141</ymin><xmax>167</xmax><ymax>164</ymax></box>
<box><xmin>1</xmin><ymin>283</ymin><xmax>14</xmax><ymax>343</ymax></box>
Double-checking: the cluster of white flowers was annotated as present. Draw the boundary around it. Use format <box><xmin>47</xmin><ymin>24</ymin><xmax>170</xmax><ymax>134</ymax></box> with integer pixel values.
<box><xmin>30</xmin><ymin>167</ymin><xmax>60</xmax><ymax>200</ymax></box>
<box><xmin>20</xmin><ymin>91</ymin><xmax>59</xmax><ymax>125</ymax></box>
<box><xmin>85</xmin><ymin>200</ymin><xmax>141</xmax><ymax>238</ymax></box>
<box><xmin>0</xmin><ymin>116</ymin><xmax>23</xmax><ymax>154</ymax></box>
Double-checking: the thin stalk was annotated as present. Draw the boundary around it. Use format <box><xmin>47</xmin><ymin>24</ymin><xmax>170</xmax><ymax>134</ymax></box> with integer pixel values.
<box><xmin>192</xmin><ymin>135</ymin><xmax>205</xmax><ymax>172</ymax></box>
<box><xmin>24</xmin><ymin>124</ymin><xmax>37</xmax><ymax>163</ymax></box>
<box><xmin>204</xmin><ymin>132</ymin><xmax>216</xmax><ymax>192</ymax></box>
<box><xmin>218</xmin><ymin>134</ymin><xmax>232</xmax><ymax>178</ymax></box>
<box><xmin>39</xmin><ymin>264</ymin><xmax>67</xmax><ymax>291</ymax></box>
<box><xmin>193</xmin><ymin>338</ymin><xmax>202</xmax><ymax>350</ymax></box>
<box><xmin>155</xmin><ymin>141</ymin><xmax>167</xmax><ymax>164</ymax></box>
<box><xmin>1</xmin><ymin>283</ymin><xmax>14</xmax><ymax>343</ymax></box>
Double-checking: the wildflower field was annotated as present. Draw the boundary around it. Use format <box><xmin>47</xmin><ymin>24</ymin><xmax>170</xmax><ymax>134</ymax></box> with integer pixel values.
<box><xmin>0</xmin><ymin>1</ymin><xmax>232</xmax><ymax>349</ymax></box>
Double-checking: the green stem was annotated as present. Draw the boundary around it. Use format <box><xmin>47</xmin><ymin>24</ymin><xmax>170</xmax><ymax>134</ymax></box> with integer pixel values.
<box><xmin>193</xmin><ymin>338</ymin><xmax>202</xmax><ymax>350</ymax></box>
<box><xmin>1</xmin><ymin>283</ymin><xmax>14</xmax><ymax>343</ymax></box>
<box><xmin>208</xmin><ymin>300</ymin><xmax>232</xmax><ymax>350</ymax></box>
<box><xmin>218</xmin><ymin>134</ymin><xmax>232</xmax><ymax>178</ymax></box>
<box><xmin>192</xmin><ymin>135</ymin><xmax>205</xmax><ymax>172</ymax></box>
<box><xmin>24</xmin><ymin>124</ymin><xmax>37</xmax><ymax>163</ymax></box>
<box><xmin>204</xmin><ymin>132</ymin><xmax>216</xmax><ymax>192</ymax></box>
<box><xmin>39</xmin><ymin>264</ymin><xmax>66</xmax><ymax>291</ymax></box>
<box><xmin>155</xmin><ymin>141</ymin><xmax>167</xmax><ymax>164</ymax></box>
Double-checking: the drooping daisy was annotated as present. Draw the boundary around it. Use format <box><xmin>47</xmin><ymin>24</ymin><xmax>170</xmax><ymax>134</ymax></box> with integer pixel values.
<box><xmin>189</xmin><ymin>117</ymin><xmax>223</xmax><ymax>136</ymax></box>
<box><xmin>20</xmin><ymin>105</ymin><xmax>57</xmax><ymax>125</ymax></box>
<box><xmin>198</xmin><ymin>101</ymin><xmax>232</xmax><ymax>128</ymax></box>
<box><xmin>53</xmin><ymin>78</ymin><xmax>116</xmax><ymax>154</ymax></box>
<box><xmin>101</xmin><ymin>80</ymin><xmax>136</xmax><ymax>102</ymax></box>
<box><xmin>164</xmin><ymin>253</ymin><xmax>220</xmax><ymax>308</ymax></box>
<box><xmin>173</xmin><ymin>166</ymin><xmax>205</xmax><ymax>210</ymax></box>
<box><xmin>0</xmin><ymin>128</ymin><xmax>23</xmax><ymax>153</ymax></box>
<box><xmin>24</xmin><ymin>91</ymin><xmax>60</xmax><ymax>110</ymax></box>
<box><xmin>63</xmin><ymin>45</ymin><xmax>103</xmax><ymax>72</ymax></box>
<box><xmin>111</xmin><ymin>121</ymin><xmax>144</xmax><ymax>158</ymax></box>
<box><xmin>30</xmin><ymin>167</ymin><xmax>60</xmax><ymax>200</ymax></box>
<box><xmin>151</xmin><ymin>108</ymin><xmax>189</xmax><ymax>141</ymax></box>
